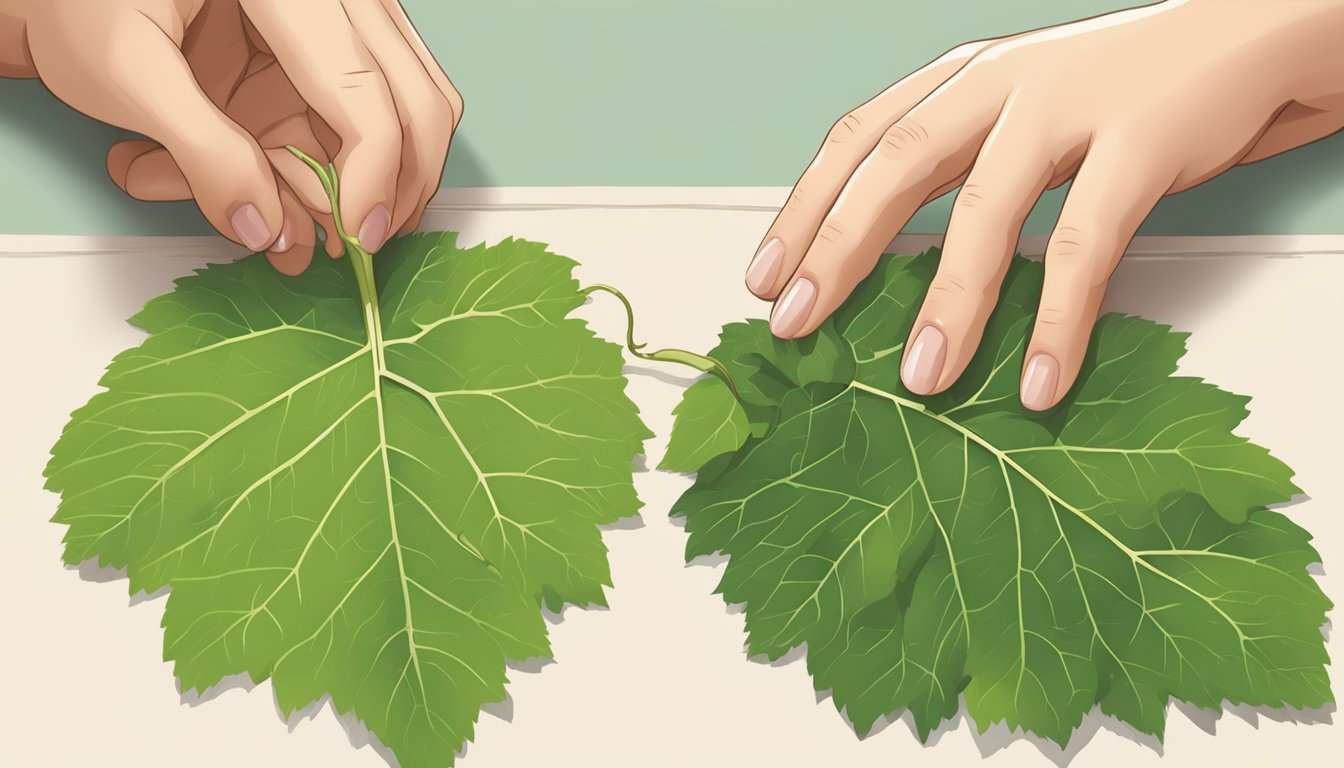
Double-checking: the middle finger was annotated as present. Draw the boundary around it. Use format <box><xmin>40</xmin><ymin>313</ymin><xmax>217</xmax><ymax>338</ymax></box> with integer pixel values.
<box><xmin>242</xmin><ymin>0</ymin><xmax>403</xmax><ymax>253</ymax></box>
<box><xmin>344</xmin><ymin>0</ymin><xmax>458</xmax><ymax>236</ymax></box>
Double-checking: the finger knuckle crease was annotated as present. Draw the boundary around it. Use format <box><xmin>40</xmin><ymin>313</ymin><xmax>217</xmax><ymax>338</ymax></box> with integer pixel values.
<box><xmin>879</xmin><ymin>121</ymin><xmax>929</xmax><ymax>158</ymax></box>
<box><xmin>1036</xmin><ymin>306</ymin><xmax>1070</xmax><ymax>327</ymax></box>
<box><xmin>827</xmin><ymin>113</ymin><xmax>865</xmax><ymax>144</ymax></box>
<box><xmin>1049</xmin><ymin>225</ymin><xmax>1113</xmax><ymax>259</ymax></box>
<box><xmin>955</xmin><ymin>183</ymin><xmax>987</xmax><ymax>209</ymax></box>
<box><xmin>817</xmin><ymin>220</ymin><xmax>848</xmax><ymax>245</ymax></box>
<box><xmin>929</xmin><ymin>271</ymin><xmax>988</xmax><ymax>301</ymax></box>
<box><xmin>337</xmin><ymin>69</ymin><xmax>381</xmax><ymax>91</ymax></box>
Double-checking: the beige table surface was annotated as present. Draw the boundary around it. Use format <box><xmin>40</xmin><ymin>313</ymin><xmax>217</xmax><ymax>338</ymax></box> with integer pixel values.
<box><xmin>1</xmin><ymin>190</ymin><xmax>1340</xmax><ymax>767</ymax></box>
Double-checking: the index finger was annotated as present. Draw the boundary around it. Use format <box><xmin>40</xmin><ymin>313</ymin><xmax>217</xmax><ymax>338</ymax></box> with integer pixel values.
<box><xmin>28</xmin><ymin>6</ymin><xmax>284</xmax><ymax>250</ymax></box>
<box><xmin>242</xmin><ymin>0</ymin><xmax>402</xmax><ymax>252</ymax></box>
<box><xmin>744</xmin><ymin>41</ymin><xmax>991</xmax><ymax>301</ymax></box>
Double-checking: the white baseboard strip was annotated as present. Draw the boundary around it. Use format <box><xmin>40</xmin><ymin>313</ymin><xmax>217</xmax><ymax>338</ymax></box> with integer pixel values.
<box><xmin>3</xmin><ymin>187</ymin><xmax>1342</xmax><ymax>258</ymax></box>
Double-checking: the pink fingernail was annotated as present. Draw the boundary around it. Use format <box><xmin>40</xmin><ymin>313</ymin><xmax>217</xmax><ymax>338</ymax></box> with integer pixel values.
<box><xmin>230</xmin><ymin>203</ymin><xmax>271</xmax><ymax>252</ymax></box>
<box><xmin>1021</xmin><ymin>353</ymin><xmax>1060</xmax><ymax>411</ymax></box>
<box><xmin>901</xmin><ymin>325</ymin><xmax>947</xmax><ymax>395</ymax></box>
<box><xmin>358</xmin><ymin>203</ymin><xmax>392</xmax><ymax>253</ymax></box>
<box><xmin>746</xmin><ymin>238</ymin><xmax>785</xmax><ymax>294</ymax></box>
<box><xmin>770</xmin><ymin>278</ymin><xmax>817</xmax><ymax>338</ymax></box>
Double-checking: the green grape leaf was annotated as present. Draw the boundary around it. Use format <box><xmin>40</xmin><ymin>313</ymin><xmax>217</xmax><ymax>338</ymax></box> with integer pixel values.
<box><xmin>669</xmin><ymin>250</ymin><xmax>1330</xmax><ymax>746</ymax></box>
<box><xmin>45</xmin><ymin>234</ymin><xmax>650</xmax><ymax>768</ymax></box>
<box><xmin>659</xmin><ymin>376</ymin><xmax>749</xmax><ymax>472</ymax></box>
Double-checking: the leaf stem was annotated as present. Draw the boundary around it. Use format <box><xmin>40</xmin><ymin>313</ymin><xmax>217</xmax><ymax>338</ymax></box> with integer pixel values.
<box><xmin>284</xmin><ymin>146</ymin><xmax>738</xmax><ymax>403</ymax></box>
<box><xmin>285</xmin><ymin>145</ymin><xmax>386</xmax><ymax>370</ymax></box>
<box><xmin>581</xmin><ymin>284</ymin><xmax>742</xmax><ymax>401</ymax></box>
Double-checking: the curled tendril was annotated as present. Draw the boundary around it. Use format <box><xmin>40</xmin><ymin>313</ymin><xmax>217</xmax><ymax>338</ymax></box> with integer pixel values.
<box><xmin>581</xmin><ymin>284</ymin><xmax>742</xmax><ymax>401</ymax></box>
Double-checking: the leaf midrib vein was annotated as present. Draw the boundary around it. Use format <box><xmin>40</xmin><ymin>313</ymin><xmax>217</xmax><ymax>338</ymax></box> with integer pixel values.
<box><xmin>848</xmin><ymin>380</ymin><xmax>1254</xmax><ymax>652</ymax></box>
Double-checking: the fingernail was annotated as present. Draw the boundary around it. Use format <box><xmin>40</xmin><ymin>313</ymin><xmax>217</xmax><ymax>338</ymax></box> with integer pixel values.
<box><xmin>770</xmin><ymin>278</ymin><xmax>817</xmax><ymax>338</ymax></box>
<box><xmin>358</xmin><ymin>204</ymin><xmax>392</xmax><ymax>253</ymax></box>
<box><xmin>746</xmin><ymin>238</ymin><xmax>785</xmax><ymax>294</ymax></box>
<box><xmin>1021</xmin><ymin>353</ymin><xmax>1060</xmax><ymax>411</ymax></box>
<box><xmin>230</xmin><ymin>203</ymin><xmax>271</xmax><ymax>252</ymax></box>
<box><xmin>901</xmin><ymin>325</ymin><xmax>947</xmax><ymax>395</ymax></box>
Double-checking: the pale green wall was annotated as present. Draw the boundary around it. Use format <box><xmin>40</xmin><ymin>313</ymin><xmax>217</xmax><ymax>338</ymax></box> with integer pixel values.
<box><xmin>0</xmin><ymin>0</ymin><xmax>1341</xmax><ymax>236</ymax></box>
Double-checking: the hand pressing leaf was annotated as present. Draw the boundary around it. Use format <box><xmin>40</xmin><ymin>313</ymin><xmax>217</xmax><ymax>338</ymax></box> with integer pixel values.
<box><xmin>669</xmin><ymin>251</ymin><xmax>1330</xmax><ymax>746</ymax></box>
<box><xmin>46</xmin><ymin>230</ymin><xmax>649</xmax><ymax>768</ymax></box>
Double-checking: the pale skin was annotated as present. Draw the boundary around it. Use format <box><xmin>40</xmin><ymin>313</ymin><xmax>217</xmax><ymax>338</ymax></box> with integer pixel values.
<box><xmin>0</xmin><ymin>0</ymin><xmax>462</xmax><ymax>275</ymax></box>
<box><xmin>3</xmin><ymin>2</ymin><xmax>1344</xmax><ymax>413</ymax></box>
<box><xmin>747</xmin><ymin>0</ymin><xmax>1344</xmax><ymax>411</ymax></box>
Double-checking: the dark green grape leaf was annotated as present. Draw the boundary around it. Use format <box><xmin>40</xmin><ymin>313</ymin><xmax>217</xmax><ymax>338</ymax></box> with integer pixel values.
<box><xmin>669</xmin><ymin>250</ymin><xmax>1329</xmax><ymax>746</ymax></box>
<box><xmin>46</xmin><ymin>234</ymin><xmax>650</xmax><ymax>767</ymax></box>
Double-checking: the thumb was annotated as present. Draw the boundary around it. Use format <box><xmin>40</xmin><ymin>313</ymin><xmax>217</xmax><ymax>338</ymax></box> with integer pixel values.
<box><xmin>27</xmin><ymin>7</ymin><xmax>282</xmax><ymax>250</ymax></box>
